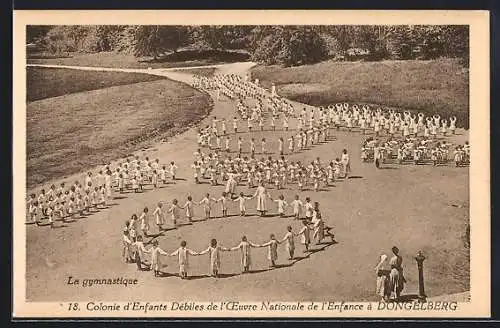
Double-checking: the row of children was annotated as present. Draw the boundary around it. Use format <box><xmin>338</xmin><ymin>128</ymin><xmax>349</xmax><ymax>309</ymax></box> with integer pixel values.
<box><xmin>300</xmin><ymin>104</ymin><xmax>460</xmax><ymax>138</ymax></box>
<box><xmin>197</xmin><ymin>126</ymin><xmax>331</xmax><ymax>156</ymax></box>
<box><xmin>27</xmin><ymin>179</ymin><xmax>114</xmax><ymax>227</ymax></box>
<box><xmin>123</xmin><ymin>201</ymin><xmax>335</xmax><ymax>278</ymax></box>
<box><xmin>204</xmin><ymin>73</ymin><xmax>462</xmax><ymax>138</ymax></box>
<box><xmin>27</xmin><ymin>156</ymin><xmax>181</xmax><ymax>226</ymax></box>
<box><xmin>208</xmin><ymin>73</ymin><xmax>267</xmax><ymax>102</ymax></box>
<box><xmin>126</xmin><ymin>192</ymin><xmax>321</xmax><ymax>238</ymax></box>
<box><xmin>361</xmin><ymin>137</ymin><xmax>470</xmax><ymax>167</ymax></box>
<box><xmin>190</xmin><ymin>150</ymin><xmax>351</xmax><ymax>192</ymax></box>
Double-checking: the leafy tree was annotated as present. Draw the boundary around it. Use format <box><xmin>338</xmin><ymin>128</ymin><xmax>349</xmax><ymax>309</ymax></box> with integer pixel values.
<box><xmin>441</xmin><ymin>25</ymin><xmax>469</xmax><ymax>66</ymax></box>
<box><xmin>190</xmin><ymin>25</ymin><xmax>254</xmax><ymax>50</ymax></box>
<box><xmin>42</xmin><ymin>25</ymin><xmax>89</xmax><ymax>53</ymax></box>
<box><xmin>35</xmin><ymin>24</ymin><xmax>469</xmax><ymax>67</ymax></box>
<box><xmin>79</xmin><ymin>26</ymin><xmax>126</xmax><ymax>53</ymax></box>
<box><xmin>319</xmin><ymin>25</ymin><xmax>353</xmax><ymax>57</ymax></box>
<box><xmin>26</xmin><ymin>26</ymin><xmax>53</xmax><ymax>44</ymax></box>
<box><xmin>250</xmin><ymin>26</ymin><xmax>328</xmax><ymax>66</ymax></box>
<box><xmin>132</xmin><ymin>26</ymin><xmax>190</xmax><ymax>59</ymax></box>
<box><xmin>113</xmin><ymin>25</ymin><xmax>137</xmax><ymax>53</ymax></box>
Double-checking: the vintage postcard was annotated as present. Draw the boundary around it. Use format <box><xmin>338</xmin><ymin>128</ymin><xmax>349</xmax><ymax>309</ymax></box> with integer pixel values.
<box><xmin>13</xmin><ymin>10</ymin><xmax>490</xmax><ymax>318</ymax></box>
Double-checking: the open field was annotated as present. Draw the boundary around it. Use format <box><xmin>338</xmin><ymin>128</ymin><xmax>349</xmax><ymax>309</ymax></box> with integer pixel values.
<box><xmin>251</xmin><ymin>58</ymin><xmax>469</xmax><ymax>128</ymax></box>
<box><xmin>27</xmin><ymin>50</ymin><xmax>250</xmax><ymax>70</ymax></box>
<box><xmin>27</xmin><ymin>67</ymin><xmax>167</xmax><ymax>101</ymax></box>
<box><xmin>27</xmin><ymin>68</ymin><xmax>212</xmax><ymax>187</ymax></box>
<box><xmin>26</xmin><ymin>66</ymin><xmax>469</xmax><ymax>302</ymax></box>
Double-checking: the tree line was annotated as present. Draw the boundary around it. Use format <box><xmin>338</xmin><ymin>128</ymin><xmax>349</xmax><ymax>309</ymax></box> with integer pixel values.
<box><xmin>27</xmin><ymin>25</ymin><xmax>469</xmax><ymax>67</ymax></box>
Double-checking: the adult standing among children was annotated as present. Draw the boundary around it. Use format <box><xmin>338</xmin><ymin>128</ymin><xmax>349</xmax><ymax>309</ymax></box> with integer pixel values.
<box><xmin>341</xmin><ymin>149</ymin><xmax>351</xmax><ymax>178</ymax></box>
<box><xmin>225</xmin><ymin>171</ymin><xmax>238</xmax><ymax>197</ymax></box>
<box><xmin>389</xmin><ymin>246</ymin><xmax>406</xmax><ymax>300</ymax></box>
<box><xmin>311</xmin><ymin>202</ymin><xmax>325</xmax><ymax>244</ymax></box>
<box><xmin>253</xmin><ymin>182</ymin><xmax>272</xmax><ymax>216</ymax></box>
<box><xmin>373</xmin><ymin>143</ymin><xmax>383</xmax><ymax>169</ymax></box>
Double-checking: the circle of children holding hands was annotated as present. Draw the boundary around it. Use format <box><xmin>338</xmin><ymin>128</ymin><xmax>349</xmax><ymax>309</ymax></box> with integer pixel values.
<box><xmin>122</xmin><ymin>200</ymin><xmax>335</xmax><ymax>279</ymax></box>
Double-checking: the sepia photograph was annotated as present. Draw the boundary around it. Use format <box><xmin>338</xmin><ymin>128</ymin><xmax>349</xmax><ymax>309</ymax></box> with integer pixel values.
<box><xmin>13</xmin><ymin>10</ymin><xmax>490</xmax><ymax>318</ymax></box>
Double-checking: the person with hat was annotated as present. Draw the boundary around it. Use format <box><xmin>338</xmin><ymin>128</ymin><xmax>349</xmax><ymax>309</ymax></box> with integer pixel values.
<box><xmin>375</xmin><ymin>254</ymin><xmax>390</xmax><ymax>302</ymax></box>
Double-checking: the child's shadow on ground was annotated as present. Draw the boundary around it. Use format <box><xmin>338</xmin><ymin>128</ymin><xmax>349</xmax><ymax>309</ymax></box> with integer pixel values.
<box><xmin>246</xmin><ymin>268</ymin><xmax>268</xmax><ymax>274</ymax></box>
<box><xmin>186</xmin><ymin>274</ymin><xmax>209</xmax><ymax>280</ymax></box>
<box><xmin>176</xmin><ymin>223</ymin><xmax>193</xmax><ymax>228</ymax></box>
<box><xmin>213</xmin><ymin>214</ymin><xmax>240</xmax><ymax>219</ymax></box>
<box><xmin>307</xmin><ymin>240</ymin><xmax>338</xmax><ymax>254</ymax></box>
<box><xmin>215</xmin><ymin>272</ymin><xmax>240</xmax><ymax>279</ymax></box>
<box><xmin>156</xmin><ymin>271</ymin><xmax>177</xmax><ymax>278</ymax></box>
<box><xmin>51</xmin><ymin>224</ymin><xmax>68</xmax><ymax>229</ymax></box>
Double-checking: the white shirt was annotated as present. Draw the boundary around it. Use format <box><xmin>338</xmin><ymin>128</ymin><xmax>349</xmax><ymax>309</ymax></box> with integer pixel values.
<box><xmin>305</xmin><ymin>202</ymin><xmax>313</xmax><ymax>217</ymax></box>
<box><xmin>291</xmin><ymin>199</ymin><xmax>303</xmax><ymax>214</ymax></box>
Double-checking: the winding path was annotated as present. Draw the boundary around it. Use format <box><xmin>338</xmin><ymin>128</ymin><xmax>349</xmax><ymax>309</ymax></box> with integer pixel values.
<box><xmin>27</xmin><ymin>62</ymin><xmax>258</xmax><ymax>86</ymax></box>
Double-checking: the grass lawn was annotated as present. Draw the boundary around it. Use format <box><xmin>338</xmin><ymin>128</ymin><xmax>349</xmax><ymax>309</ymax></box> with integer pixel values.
<box><xmin>27</xmin><ymin>67</ymin><xmax>167</xmax><ymax>101</ymax></box>
<box><xmin>27</xmin><ymin>69</ymin><xmax>212</xmax><ymax>188</ymax></box>
<box><xmin>251</xmin><ymin>58</ymin><xmax>469</xmax><ymax>128</ymax></box>
<box><xmin>27</xmin><ymin>50</ymin><xmax>249</xmax><ymax>70</ymax></box>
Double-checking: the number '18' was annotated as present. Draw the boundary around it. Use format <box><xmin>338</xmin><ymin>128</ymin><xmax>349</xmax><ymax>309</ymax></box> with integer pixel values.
<box><xmin>68</xmin><ymin>303</ymin><xmax>80</xmax><ymax>311</ymax></box>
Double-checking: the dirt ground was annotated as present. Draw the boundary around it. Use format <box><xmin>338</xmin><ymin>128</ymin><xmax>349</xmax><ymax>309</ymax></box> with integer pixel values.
<box><xmin>25</xmin><ymin>64</ymin><xmax>469</xmax><ymax>302</ymax></box>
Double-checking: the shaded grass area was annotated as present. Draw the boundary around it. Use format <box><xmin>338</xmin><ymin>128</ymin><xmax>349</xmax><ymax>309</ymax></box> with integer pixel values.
<box><xmin>27</xmin><ymin>67</ymin><xmax>167</xmax><ymax>101</ymax></box>
<box><xmin>27</xmin><ymin>78</ymin><xmax>212</xmax><ymax>187</ymax></box>
<box><xmin>27</xmin><ymin>52</ymin><xmax>73</xmax><ymax>60</ymax></box>
<box><xmin>27</xmin><ymin>50</ymin><xmax>249</xmax><ymax>70</ymax></box>
<box><xmin>251</xmin><ymin>58</ymin><xmax>469</xmax><ymax>128</ymax></box>
<box><xmin>172</xmin><ymin>67</ymin><xmax>217</xmax><ymax>76</ymax></box>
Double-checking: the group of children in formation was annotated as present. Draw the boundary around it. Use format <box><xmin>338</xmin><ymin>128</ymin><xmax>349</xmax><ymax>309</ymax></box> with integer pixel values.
<box><xmin>196</xmin><ymin>116</ymin><xmax>331</xmax><ymax>156</ymax></box>
<box><xmin>190</xmin><ymin>148</ymin><xmax>351</xmax><ymax>192</ymax></box>
<box><xmin>361</xmin><ymin>136</ymin><xmax>470</xmax><ymax>167</ymax></box>
<box><xmin>122</xmin><ymin>200</ymin><xmax>335</xmax><ymax>278</ymax></box>
<box><xmin>26</xmin><ymin>156</ymin><xmax>180</xmax><ymax>227</ymax></box>
<box><xmin>196</xmin><ymin>72</ymin><xmax>463</xmax><ymax>139</ymax></box>
<box><xmin>29</xmin><ymin>71</ymin><xmax>467</xmax><ymax>283</ymax></box>
<box><xmin>195</xmin><ymin>72</ymin><xmax>467</xmax><ymax>170</ymax></box>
